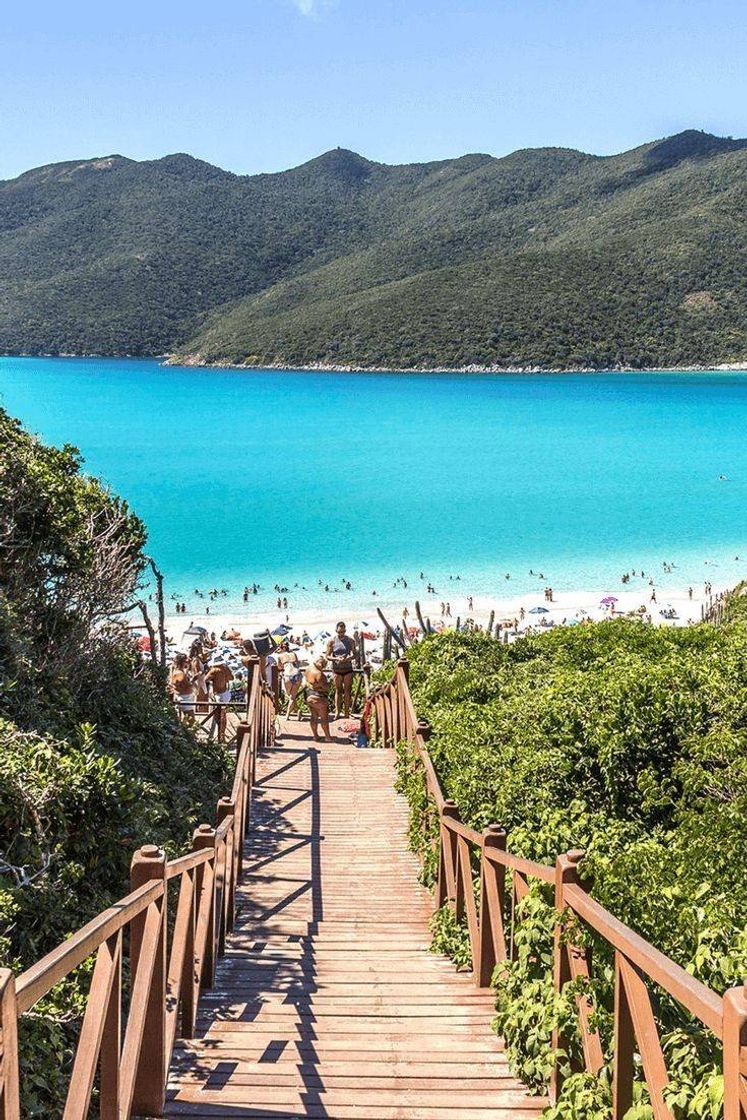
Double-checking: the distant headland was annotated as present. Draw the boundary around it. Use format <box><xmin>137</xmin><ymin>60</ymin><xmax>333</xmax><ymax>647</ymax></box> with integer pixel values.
<box><xmin>2</xmin><ymin>129</ymin><xmax>746</xmax><ymax>372</ymax></box>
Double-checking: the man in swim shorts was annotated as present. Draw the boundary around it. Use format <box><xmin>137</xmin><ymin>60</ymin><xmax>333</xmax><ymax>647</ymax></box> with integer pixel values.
<box><xmin>205</xmin><ymin>656</ymin><xmax>234</xmax><ymax>743</ymax></box>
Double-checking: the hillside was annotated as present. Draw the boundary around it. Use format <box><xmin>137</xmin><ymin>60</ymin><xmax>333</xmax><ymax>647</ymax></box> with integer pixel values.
<box><xmin>1</xmin><ymin>130</ymin><xmax>747</xmax><ymax>368</ymax></box>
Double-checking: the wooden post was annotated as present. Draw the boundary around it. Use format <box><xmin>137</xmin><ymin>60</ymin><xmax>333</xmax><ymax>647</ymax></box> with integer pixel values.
<box><xmin>724</xmin><ymin>981</ymin><xmax>747</xmax><ymax>1120</ymax></box>
<box><xmin>612</xmin><ymin>950</ymin><xmax>635</xmax><ymax>1120</ymax></box>
<box><xmin>217</xmin><ymin>797</ymin><xmax>236</xmax><ymax>943</ymax></box>
<box><xmin>416</xmin><ymin>718</ymin><xmax>432</xmax><ymax>828</ymax></box>
<box><xmin>235</xmin><ymin>721</ymin><xmax>251</xmax><ymax>848</ymax></box>
<box><xmin>550</xmin><ymin>849</ymin><xmax>585</xmax><ymax>1104</ymax></box>
<box><xmin>477</xmin><ymin>825</ymin><xmax>507</xmax><ymax>987</ymax></box>
<box><xmin>192</xmin><ymin>824</ymin><xmax>217</xmax><ymax>989</ymax></box>
<box><xmin>270</xmin><ymin>662</ymin><xmax>280</xmax><ymax>706</ymax></box>
<box><xmin>397</xmin><ymin>657</ymin><xmax>409</xmax><ymax>740</ymax></box>
<box><xmin>437</xmin><ymin>800</ymin><xmax>460</xmax><ymax>910</ymax></box>
<box><xmin>0</xmin><ymin>969</ymin><xmax>20</xmax><ymax>1120</ymax></box>
<box><xmin>129</xmin><ymin>844</ymin><xmax>167</xmax><ymax>1117</ymax></box>
<box><xmin>243</xmin><ymin>655</ymin><xmax>259</xmax><ymax>720</ymax></box>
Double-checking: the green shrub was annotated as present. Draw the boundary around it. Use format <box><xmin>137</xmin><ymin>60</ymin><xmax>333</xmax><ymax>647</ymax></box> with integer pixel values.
<box><xmin>396</xmin><ymin>623</ymin><xmax>747</xmax><ymax>1118</ymax></box>
<box><xmin>0</xmin><ymin>408</ymin><xmax>232</xmax><ymax>1113</ymax></box>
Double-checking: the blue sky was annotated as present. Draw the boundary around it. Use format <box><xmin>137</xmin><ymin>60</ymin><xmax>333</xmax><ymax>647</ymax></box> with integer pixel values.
<box><xmin>1</xmin><ymin>0</ymin><xmax>745</xmax><ymax>180</ymax></box>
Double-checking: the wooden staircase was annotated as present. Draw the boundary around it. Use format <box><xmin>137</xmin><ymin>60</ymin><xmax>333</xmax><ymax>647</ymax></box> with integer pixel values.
<box><xmin>164</xmin><ymin>719</ymin><xmax>545</xmax><ymax>1119</ymax></box>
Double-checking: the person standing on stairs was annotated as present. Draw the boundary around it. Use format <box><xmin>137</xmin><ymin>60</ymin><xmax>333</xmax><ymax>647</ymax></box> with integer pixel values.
<box><xmin>305</xmin><ymin>655</ymin><xmax>332</xmax><ymax>741</ymax></box>
<box><xmin>326</xmin><ymin>620</ymin><xmax>356</xmax><ymax>719</ymax></box>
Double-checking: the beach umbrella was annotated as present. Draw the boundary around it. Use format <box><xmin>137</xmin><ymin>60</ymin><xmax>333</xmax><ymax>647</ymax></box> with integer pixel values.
<box><xmin>528</xmin><ymin>606</ymin><xmax>549</xmax><ymax>614</ymax></box>
<box><xmin>600</xmin><ymin>595</ymin><xmax>618</xmax><ymax>606</ymax></box>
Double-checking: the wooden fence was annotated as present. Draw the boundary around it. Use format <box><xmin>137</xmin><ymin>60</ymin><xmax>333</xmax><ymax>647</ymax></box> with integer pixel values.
<box><xmin>0</xmin><ymin>657</ymin><xmax>276</xmax><ymax>1120</ymax></box>
<box><xmin>369</xmin><ymin>659</ymin><xmax>747</xmax><ymax>1120</ymax></box>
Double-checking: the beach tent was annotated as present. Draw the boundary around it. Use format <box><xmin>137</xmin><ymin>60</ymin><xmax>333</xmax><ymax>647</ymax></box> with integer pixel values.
<box><xmin>528</xmin><ymin>606</ymin><xmax>549</xmax><ymax>614</ymax></box>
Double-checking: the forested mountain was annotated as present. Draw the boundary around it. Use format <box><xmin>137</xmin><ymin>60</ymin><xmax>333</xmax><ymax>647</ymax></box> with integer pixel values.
<box><xmin>1</xmin><ymin>130</ymin><xmax>747</xmax><ymax>369</ymax></box>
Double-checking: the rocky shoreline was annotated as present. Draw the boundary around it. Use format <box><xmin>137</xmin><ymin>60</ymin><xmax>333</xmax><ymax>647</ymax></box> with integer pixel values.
<box><xmin>4</xmin><ymin>351</ymin><xmax>747</xmax><ymax>375</ymax></box>
<box><xmin>168</xmin><ymin>353</ymin><xmax>747</xmax><ymax>375</ymax></box>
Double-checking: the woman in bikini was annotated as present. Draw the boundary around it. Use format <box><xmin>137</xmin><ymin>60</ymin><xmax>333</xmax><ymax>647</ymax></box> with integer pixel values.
<box><xmin>305</xmin><ymin>655</ymin><xmax>332</xmax><ymax>742</ymax></box>
<box><xmin>326</xmin><ymin>621</ymin><xmax>356</xmax><ymax>719</ymax></box>
<box><xmin>277</xmin><ymin>640</ymin><xmax>303</xmax><ymax>718</ymax></box>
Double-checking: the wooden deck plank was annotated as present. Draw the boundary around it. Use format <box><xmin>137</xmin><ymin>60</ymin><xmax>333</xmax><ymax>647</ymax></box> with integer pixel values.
<box><xmin>165</xmin><ymin>719</ymin><xmax>545</xmax><ymax>1118</ymax></box>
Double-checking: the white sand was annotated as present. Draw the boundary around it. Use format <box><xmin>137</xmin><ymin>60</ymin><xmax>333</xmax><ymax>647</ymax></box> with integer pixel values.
<box><xmin>160</xmin><ymin>580</ymin><xmax>730</xmax><ymax>659</ymax></box>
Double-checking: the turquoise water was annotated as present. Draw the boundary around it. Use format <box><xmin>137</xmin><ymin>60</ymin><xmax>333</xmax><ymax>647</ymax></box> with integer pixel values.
<box><xmin>1</xmin><ymin>356</ymin><xmax>746</xmax><ymax>611</ymax></box>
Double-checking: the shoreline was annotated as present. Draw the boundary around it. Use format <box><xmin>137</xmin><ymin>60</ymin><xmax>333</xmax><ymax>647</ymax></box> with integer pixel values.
<box><xmin>157</xmin><ymin>580</ymin><xmax>733</xmax><ymax>660</ymax></box>
<box><xmin>168</xmin><ymin>356</ymin><xmax>747</xmax><ymax>375</ymax></box>
<box><xmin>4</xmin><ymin>352</ymin><xmax>747</xmax><ymax>375</ymax></box>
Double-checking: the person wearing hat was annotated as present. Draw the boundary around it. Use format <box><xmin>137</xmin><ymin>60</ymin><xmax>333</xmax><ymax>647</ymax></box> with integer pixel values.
<box><xmin>205</xmin><ymin>655</ymin><xmax>234</xmax><ymax>743</ymax></box>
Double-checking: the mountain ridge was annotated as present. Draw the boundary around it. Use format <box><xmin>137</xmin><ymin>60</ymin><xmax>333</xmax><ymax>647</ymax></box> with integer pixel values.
<box><xmin>1</xmin><ymin>130</ymin><xmax>746</xmax><ymax>369</ymax></box>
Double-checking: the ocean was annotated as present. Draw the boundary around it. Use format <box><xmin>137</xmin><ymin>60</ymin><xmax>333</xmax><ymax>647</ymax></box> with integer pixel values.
<box><xmin>1</xmin><ymin>356</ymin><xmax>746</xmax><ymax>615</ymax></box>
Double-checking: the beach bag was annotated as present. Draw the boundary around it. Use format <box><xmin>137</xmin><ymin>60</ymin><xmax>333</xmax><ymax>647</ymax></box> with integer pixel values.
<box><xmin>253</xmin><ymin>630</ymin><xmax>276</xmax><ymax>656</ymax></box>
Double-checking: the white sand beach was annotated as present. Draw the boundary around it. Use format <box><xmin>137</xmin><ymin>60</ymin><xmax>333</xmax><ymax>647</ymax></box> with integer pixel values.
<box><xmin>159</xmin><ymin>579</ymin><xmax>732</xmax><ymax>662</ymax></box>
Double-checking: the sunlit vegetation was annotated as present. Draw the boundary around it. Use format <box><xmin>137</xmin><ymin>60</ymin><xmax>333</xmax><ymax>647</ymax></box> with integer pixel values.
<box><xmin>1</xmin><ymin>131</ymin><xmax>747</xmax><ymax>368</ymax></box>
<box><xmin>396</xmin><ymin>613</ymin><xmax>747</xmax><ymax>1118</ymax></box>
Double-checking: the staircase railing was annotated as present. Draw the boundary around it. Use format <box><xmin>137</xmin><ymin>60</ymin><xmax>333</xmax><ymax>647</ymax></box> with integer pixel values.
<box><xmin>0</xmin><ymin>656</ymin><xmax>275</xmax><ymax>1120</ymax></box>
<box><xmin>370</xmin><ymin>658</ymin><xmax>747</xmax><ymax>1120</ymax></box>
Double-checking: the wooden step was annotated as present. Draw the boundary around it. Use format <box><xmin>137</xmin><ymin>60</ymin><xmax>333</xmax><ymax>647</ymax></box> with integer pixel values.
<box><xmin>164</xmin><ymin>720</ymin><xmax>540</xmax><ymax>1120</ymax></box>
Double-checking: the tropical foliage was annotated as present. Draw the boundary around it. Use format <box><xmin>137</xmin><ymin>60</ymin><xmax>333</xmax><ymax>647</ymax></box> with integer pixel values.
<box><xmin>0</xmin><ymin>408</ymin><xmax>231</xmax><ymax>1114</ymax></box>
<box><xmin>395</xmin><ymin>609</ymin><xmax>747</xmax><ymax>1119</ymax></box>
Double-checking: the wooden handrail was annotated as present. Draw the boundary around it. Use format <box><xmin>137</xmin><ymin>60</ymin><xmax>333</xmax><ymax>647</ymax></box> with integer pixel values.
<box><xmin>483</xmin><ymin>846</ymin><xmax>555</xmax><ymax>884</ymax></box>
<box><xmin>440</xmin><ymin>815</ymin><xmax>483</xmax><ymax>845</ymax></box>
<box><xmin>16</xmin><ymin>881</ymin><xmax>162</xmax><ymax>1013</ymax></box>
<box><xmin>374</xmin><ymin>657</ymin><xmax>746</xmax><ymax>1120</ymax></box>
<box><xmin>564</xmin><ymin>883</ymin><xmax>723</xmax><ymax>1036</ymax></box>
<box><xmin>164</xmin><ymin>847</ymin><xmax>213</xmax><ymax>880</ymax></box>
<box><xmin>3</xmin><ymin>659</ymin><xmax>277</xmax><ymax>1118</ymax></box>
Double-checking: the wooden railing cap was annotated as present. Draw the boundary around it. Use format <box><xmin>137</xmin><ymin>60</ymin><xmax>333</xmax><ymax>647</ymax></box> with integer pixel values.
<box><xmin>192</xmin><ymin>823</ymin><xmax>217</xmax><ymax>849</ymax></box>
<box><xmin>139</xmin><ymin>844</ymin><xmax>163</xmax><ymax>859</ymax></box>
<box><xmin>131</xmin><ymin>844</ymin><xmax>166</xmax><ymax>872</ymax></box>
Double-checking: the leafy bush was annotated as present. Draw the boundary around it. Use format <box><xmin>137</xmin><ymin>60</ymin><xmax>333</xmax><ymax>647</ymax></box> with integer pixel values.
<box><xmin>396</xmin><ymin>621</ymin><xmax>747</xmax><ymax>1118</ymax></box>
<box><xmin>0</xmin><ymin>408</ymin><xmax>232</xmax><ymax>1114</ymax></box>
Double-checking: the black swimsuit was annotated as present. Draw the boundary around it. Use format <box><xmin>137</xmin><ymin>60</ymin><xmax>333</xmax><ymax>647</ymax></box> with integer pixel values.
<box><xmin>332</xmin><ymin>635</ymin><xmax>354</xmax><ymax>674</ymax></box>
